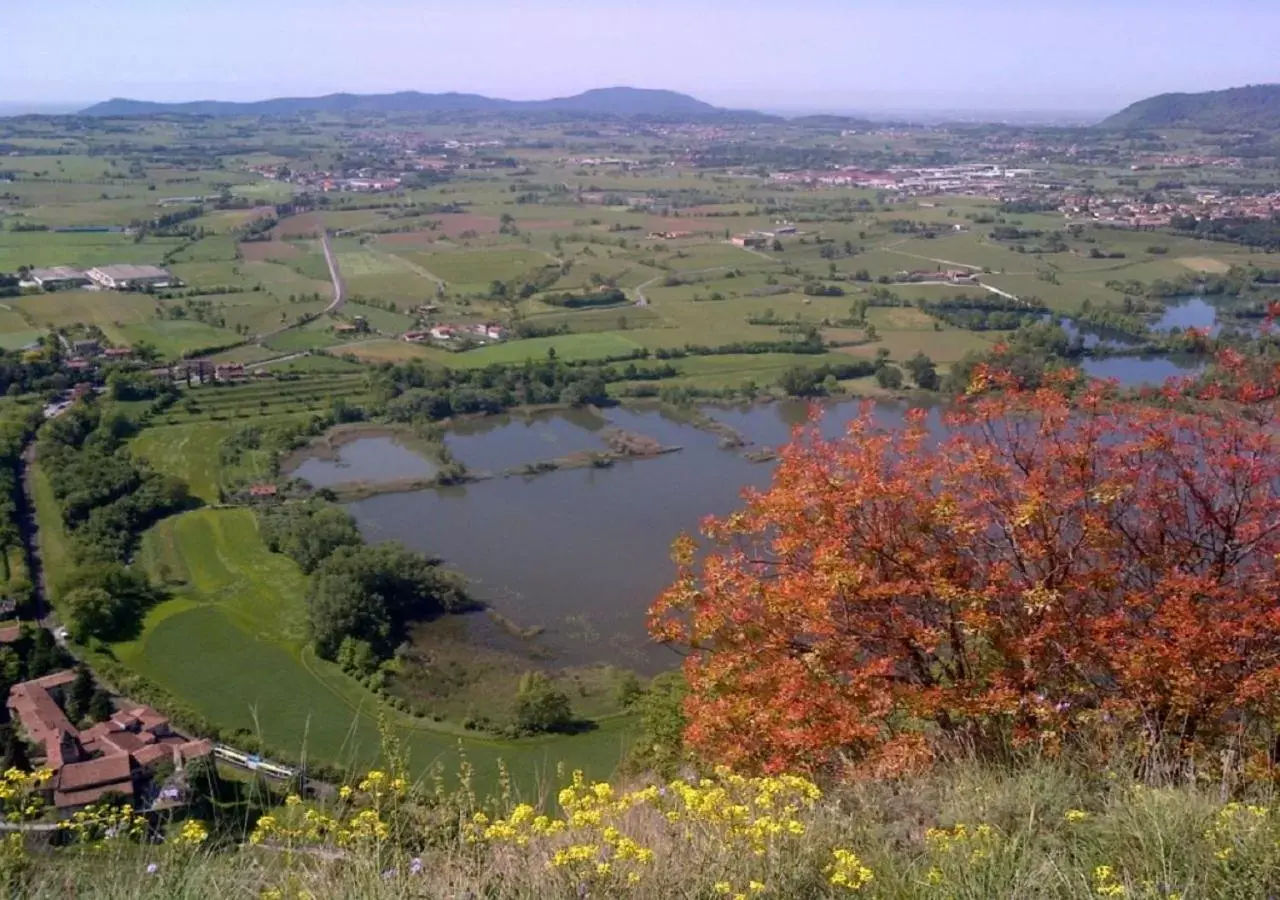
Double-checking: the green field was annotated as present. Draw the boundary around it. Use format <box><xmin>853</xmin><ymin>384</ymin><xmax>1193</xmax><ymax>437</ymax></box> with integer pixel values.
<box><xmin>116</xmin><ymin>509</ymin><xmax>632</xmax><ymax>785</ymax></box>
<box><xmin>406</xmin><ymin>248</ymin><xmax>552</xmax><ymax>291</ymax></box>
<box><xmin>131</xmin><ymin>421</ymin><xmax>273</xmax><ymax>503</ymax></box>
<box><xmin>0</xmin><ymin>233</ymin><xmax>183</xmax><ymax>270</ymax></box>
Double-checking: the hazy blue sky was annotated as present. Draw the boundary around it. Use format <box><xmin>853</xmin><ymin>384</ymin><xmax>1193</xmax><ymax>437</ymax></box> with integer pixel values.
<box><xmin>7</xmin><ymin>0</ymin><xmax>1279</xmax><ymax>112</ymax></box>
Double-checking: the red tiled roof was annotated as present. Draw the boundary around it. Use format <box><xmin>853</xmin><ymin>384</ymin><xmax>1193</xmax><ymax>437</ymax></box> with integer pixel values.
<box><xmin>125</xmin><ymin>706</ymin><xmax>169</xmax><ymax>733</ymax></box>
<box><xmin>55</xmin><ymin>781</ymin><xmax>136</xmax><ymax>810</ymax></box>
<box><xmin>56</xmin><ymin>754</ymin><xmax>133</xmax><ymax>793</ymax></box>
<box><xmin>132</xmin><ymin>744</ymin><xmax>175</xmax><ymax>769</ymax></box>
<box><xmin>31</xmin><ymin>671</ymin><xmax>77</xmax><ymax>691</ymax></box>
<box><xmin>178</xmin><ymin>739</ymin><xmax>213</xmax><ymax>763</ymax></box>
<box><xmin>0</xmin><ymin>625</ymin><xmax>22</xmax><ymax>644</ymax></box>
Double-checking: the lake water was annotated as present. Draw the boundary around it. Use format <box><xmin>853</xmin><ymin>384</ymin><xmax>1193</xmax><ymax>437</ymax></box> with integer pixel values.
<box><xmin>445</xmin><ymin>408</ymin><xmax>609</xmax><ymax>471</ymax></box>
<box><xmin>1080</xmin><ymin>355</ymin><xmax>1204</xmax><ymax>387</ymax></box>
<box><xmin>291</xmin><ymin>436</ymin><xmax>439</xmax><ymax>487</ymax></box>
<box><xmin>1152</xmin><ymin>296</ymin><xmax>1220</xmax><ymax>336</ymax></box>
<box><xmin>349</xmin><ymin>400</ymin><xmax>897</xmax><ymax>673</ymax></box>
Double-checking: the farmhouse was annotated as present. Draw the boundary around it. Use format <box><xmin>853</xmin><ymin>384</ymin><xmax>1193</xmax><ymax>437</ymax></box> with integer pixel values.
<box><xmin>85</xmin><ymin>264</ymin><xmax>177</xmax><ymax>290</ymax></box>
<box><xmin>469</xmin><ymin>323</ymin><xmax>507</xmax><ymax>340</ymax></box>
<box><xmin>731</xmin><ymin>233</ymin><xmax>769</xmax><ymax>248</ymax></box>
<box><xmin>6</xmin><ymin>671</ymin><xmax>212</xmax><ymax>812</ymax></box>
<box><xmin>28</xmin><ymin>267</ymin><xmax>90</xmax><ymax>291</ymax></box>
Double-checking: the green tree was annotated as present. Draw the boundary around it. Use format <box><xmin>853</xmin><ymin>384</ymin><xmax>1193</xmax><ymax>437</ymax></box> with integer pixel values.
<box><xmin>904</xmin><ymin>351</ymin><xmax>940</xmax><ymax>390</ymax></box>
<box><xmin>625</xmin><ymin>671</ymin><xmax>688</xmax><ymax>776</ymax></box>
<box><xmin>513</xmin><ymin>672</ymin><xmax>574</xmax><ymax>734</ymax></box>
<box><xmin>875</xmin><ymin>364</ymin><xmax>904</xmax><ymax>390</ymax></box>
<box><xmin>88</xmin><ymin>689</ymin><xmax>113</xmax><ymax>722</ymax></box>
<box><xmin>66</xmin><ymin>666</ymin><xmax>95</xmax><ymax>722</ymax></box>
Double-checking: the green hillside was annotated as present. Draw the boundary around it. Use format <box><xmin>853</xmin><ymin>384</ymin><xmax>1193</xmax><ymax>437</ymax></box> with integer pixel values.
<box><xmin>1101</xmin><ymin>83</ymin><xmax>1280</xmax><ymax>130</ymax></box>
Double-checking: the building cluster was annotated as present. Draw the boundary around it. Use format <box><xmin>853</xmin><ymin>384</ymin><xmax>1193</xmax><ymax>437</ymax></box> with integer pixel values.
<box><xmin>769</xmin><ymin>164</ymin><xmax>1057</xmax><ymax>199</ymax></box>
<box><xmin>247</xmin><ymin>164</ymin><xmax>402</xmax><ymax>193</ymax></box>
<box><xmin>1060</xmin><ymin>190</ymin><xmax>1280</xmax><ymax>228</ymax></box>
<box><xmin>6</xmin><ymin>667</ymin><xmax>211</xmax><ymax>814</ymax></box>
<box><xmin>24</xmin><ymin>265</ymin><xmax>176</xmax><ymax>292</ymax></box>
<box><xmin>402</xmin><ymin>322</ymin><xmax>508</xmax><ymax>345</ymax></box>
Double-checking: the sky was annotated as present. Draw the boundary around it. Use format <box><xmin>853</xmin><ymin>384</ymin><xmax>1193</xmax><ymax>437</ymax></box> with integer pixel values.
<box><xmin>6</xmin><ymin>0</ymin><xmax>1280</xmax><ymax>114</ymax></box>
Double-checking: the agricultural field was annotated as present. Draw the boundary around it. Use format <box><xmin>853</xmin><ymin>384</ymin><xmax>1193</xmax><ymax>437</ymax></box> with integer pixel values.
<box><xmin>0</xmin><ymin>232</ymin><xmax>183</xmax><ymax>270</ymax></box>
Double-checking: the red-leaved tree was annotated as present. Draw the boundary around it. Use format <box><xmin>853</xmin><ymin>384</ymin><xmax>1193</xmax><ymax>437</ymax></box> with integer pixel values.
<box><xmin>649</xmin><ymin>360</ymin><xmax>1280</xmax><ymax>776</ymax></box>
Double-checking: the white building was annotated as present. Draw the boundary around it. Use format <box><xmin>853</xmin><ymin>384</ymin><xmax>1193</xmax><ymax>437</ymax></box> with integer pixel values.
<box><xmin>85</xmin><ymin>265</ymin><xmax>177</xmax><ymax>291</ymax></box>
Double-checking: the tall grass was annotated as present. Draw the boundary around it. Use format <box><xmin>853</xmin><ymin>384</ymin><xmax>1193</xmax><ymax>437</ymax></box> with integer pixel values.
<box><xmin>11</xmin><ymin>751</ymin><xmax>1280</xmax><ymax>899</ymax></box>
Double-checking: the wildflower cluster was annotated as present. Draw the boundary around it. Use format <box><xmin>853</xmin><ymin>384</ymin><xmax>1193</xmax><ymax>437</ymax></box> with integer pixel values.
<box><xmin>60</xmin><ymin>802</ymin><xmax>149</xmax><ymax>845</ymax></box>
<box><xmin>827</xmin><ymin>848</ymin><xmax>874</xmax><ymax>893</ymax></box>
<box><xmin>175</xmin><ymin>819</ymin><xmax>209</xmax><ymax>847</ymax></box>
<box><xmin>0</xmin><ymin>767</ymin><xmax>51</xmax><ymax>823</ymax></box>
<box><xmin>1094</xmin><ymin>864</ymin><xmax>1126</xmax><ymax>898</ymax></box>
<box><xmin>467</xmin><ymin>771</ymin><xmax>657</xmax><ymax>892</ymax></box>
<box><xmin>660</xmin><ymin>767</ymin><xmax>822</xmax><ymax>855</ymax></box>
<box><xmin>920</xmin><ymin>822</ymin><xmax>1011</xmax><ymax>893</ymax></box>
<box><xmin>466</xmin><ymin>767</ymin><xmax>825</xmax><ymax>895</ymax></box>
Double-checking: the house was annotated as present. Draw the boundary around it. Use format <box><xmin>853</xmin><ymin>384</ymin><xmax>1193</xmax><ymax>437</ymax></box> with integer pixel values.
<box><xmin>28</xmin><ymin>267</ymin><xmax>89</xmax><ymax>291</ymax></box>
<box><xmin>71</xmin><ymin>339</ymin><xmax>100</xmax><ymax>357</ymax></box>
<box><xmin>85</xmin><ymin>265</ymin><xmax>176</xmax><ymax>291</ymax></box>
<box><xmin>429</xmin><ymin>325</ymin><xmax>458</xmax><ymax>341</ymax></box>
<box><xmin>214</xmin><ymin>363</ymin><xmax>246</xmax><ymax>382</ymax></box>
<box><xmin>102</xmin><ymin>347</ymin><xmax>132</xmax><ymax>360</ymax></box>
<box><xmin>469</xmin><ymin>323</ymin><xmax>506</xmax><ymax>341</ymax></box>
<box><xmin>401</xmin><ymin>331</ymin><xmax>430</xmax><ymax>343</ymax></box>
<box><xmin>731</xmin><ymin>233</ymin><xmax>769</xmax><ymax>248</ymax></box>
<box><xmin>53</xmin><ymin>754</ymin><xmax>136</xmax><ymax>811</ymax></box>
<box><xmin>248</xmin><ymin>484</ymin><xmax>278</xmax><ymax>499</ymax></box>
<box><xmin>333</xmin><ymin>322</ymin><xmax>359</xmax><ymax>335</ymax></box>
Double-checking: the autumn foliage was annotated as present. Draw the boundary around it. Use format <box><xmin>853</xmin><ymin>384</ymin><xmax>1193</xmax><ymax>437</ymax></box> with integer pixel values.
<box><xmin>650</xmin><ymin>356</ymin><xmax>1280</xmax><ymax>777</ymax></box>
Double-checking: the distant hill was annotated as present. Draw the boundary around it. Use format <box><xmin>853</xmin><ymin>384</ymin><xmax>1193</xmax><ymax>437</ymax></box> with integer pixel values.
<box><xmin>1101</xmin><ymin>83</ymin><xmax>1280</xmax><ymax>130</ymax></box>
<box><xmin>80</xmin><ymin>87</ymin><xmax>760</xmax><ymax>120</ymax></box>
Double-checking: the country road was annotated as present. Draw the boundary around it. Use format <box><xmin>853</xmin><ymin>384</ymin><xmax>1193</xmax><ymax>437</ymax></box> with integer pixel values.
<box><xmin>320</xmin><ymin>230</ymin><xmax>346</xmax><ymax>314</ymax></box>
<box><xmin>251</xmin><ymin>230</ymin><xmax>346</xmax><ymax>346</ymax></box>
<box><xmin>633</xmin><ymin>264</ymin><xmax>747</xmax><ymax>308</ymax></box>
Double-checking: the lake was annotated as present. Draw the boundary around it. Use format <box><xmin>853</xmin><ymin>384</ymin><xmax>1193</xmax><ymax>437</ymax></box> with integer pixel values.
<box><xmin>347</xmin><ymin>399</ymin><xmax>945</xmax><ymax>674</ymax></box>
<box><xmin>342</xmin><ymin>350</ymin><xmax>1204</xmax><ymax>673</ymax></box>
<box><xmin>291</xmin><ymin>435</ymin><xmax>439</xmax><ymax>487</ymax></box>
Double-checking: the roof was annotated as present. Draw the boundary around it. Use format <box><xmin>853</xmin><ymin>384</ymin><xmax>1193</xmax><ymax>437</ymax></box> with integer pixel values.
<box><xmin>29</xmin><ymin>267</ymin><xmax>87</xmax><ymax>281</ymax></box>
<box><xmin>178</xmin><ymin>739</ymin><xmax>213</xmax><ymax>763</ymax></box>
<box><xmin>89</xmin><ymin>264</ymin><xmax>172</xmax><ymax>281</ymax></box>
<box><xmin>32</xmin><ymin>671</ymin><xmax>77</xmax><ymax>691</ymax></box>
<box><xmin>125</xmin><ymin>706</ymin><xmax>169</xmax><ymax>732</ymax></box>
<box><xmin>56</xmin><ymin>754</ymin><xmax>133</xmax><ymax>793</ymax></box>
<box><xmin>55</xmin><ymin>781</ymin><xmax>136</xmax><ymax>810</ymax></box>
<box><xmin>132</xmin><ymin>744</ymin><xmax>175</xmax><ymax>768</ymax></box>
<box><xmin>0</xmin><ymin>625</ymin><xmax>23</xmax><ymax>644</ymax></box>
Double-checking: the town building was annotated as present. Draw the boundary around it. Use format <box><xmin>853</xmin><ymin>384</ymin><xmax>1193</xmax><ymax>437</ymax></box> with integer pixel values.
<box><xmin>85</xmin><ymin>265</ymin><xmax>177</xmax><ymax>291</ymax></box>
<box><xmin>28</xmin><ymin>267</ymin><xmax>90</xmax><ymax>291</ymax></box>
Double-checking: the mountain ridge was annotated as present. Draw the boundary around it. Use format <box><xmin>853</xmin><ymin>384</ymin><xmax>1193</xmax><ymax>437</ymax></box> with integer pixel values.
<box><xmin>79</xmin><ymin>87</ymin><xmax>767</xmax><ymax>120</ymax></box>
<box><xmin>1101</xmin><ymin>83</ymin><xmax>1280</xmax><ymax>130</ymax></box>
